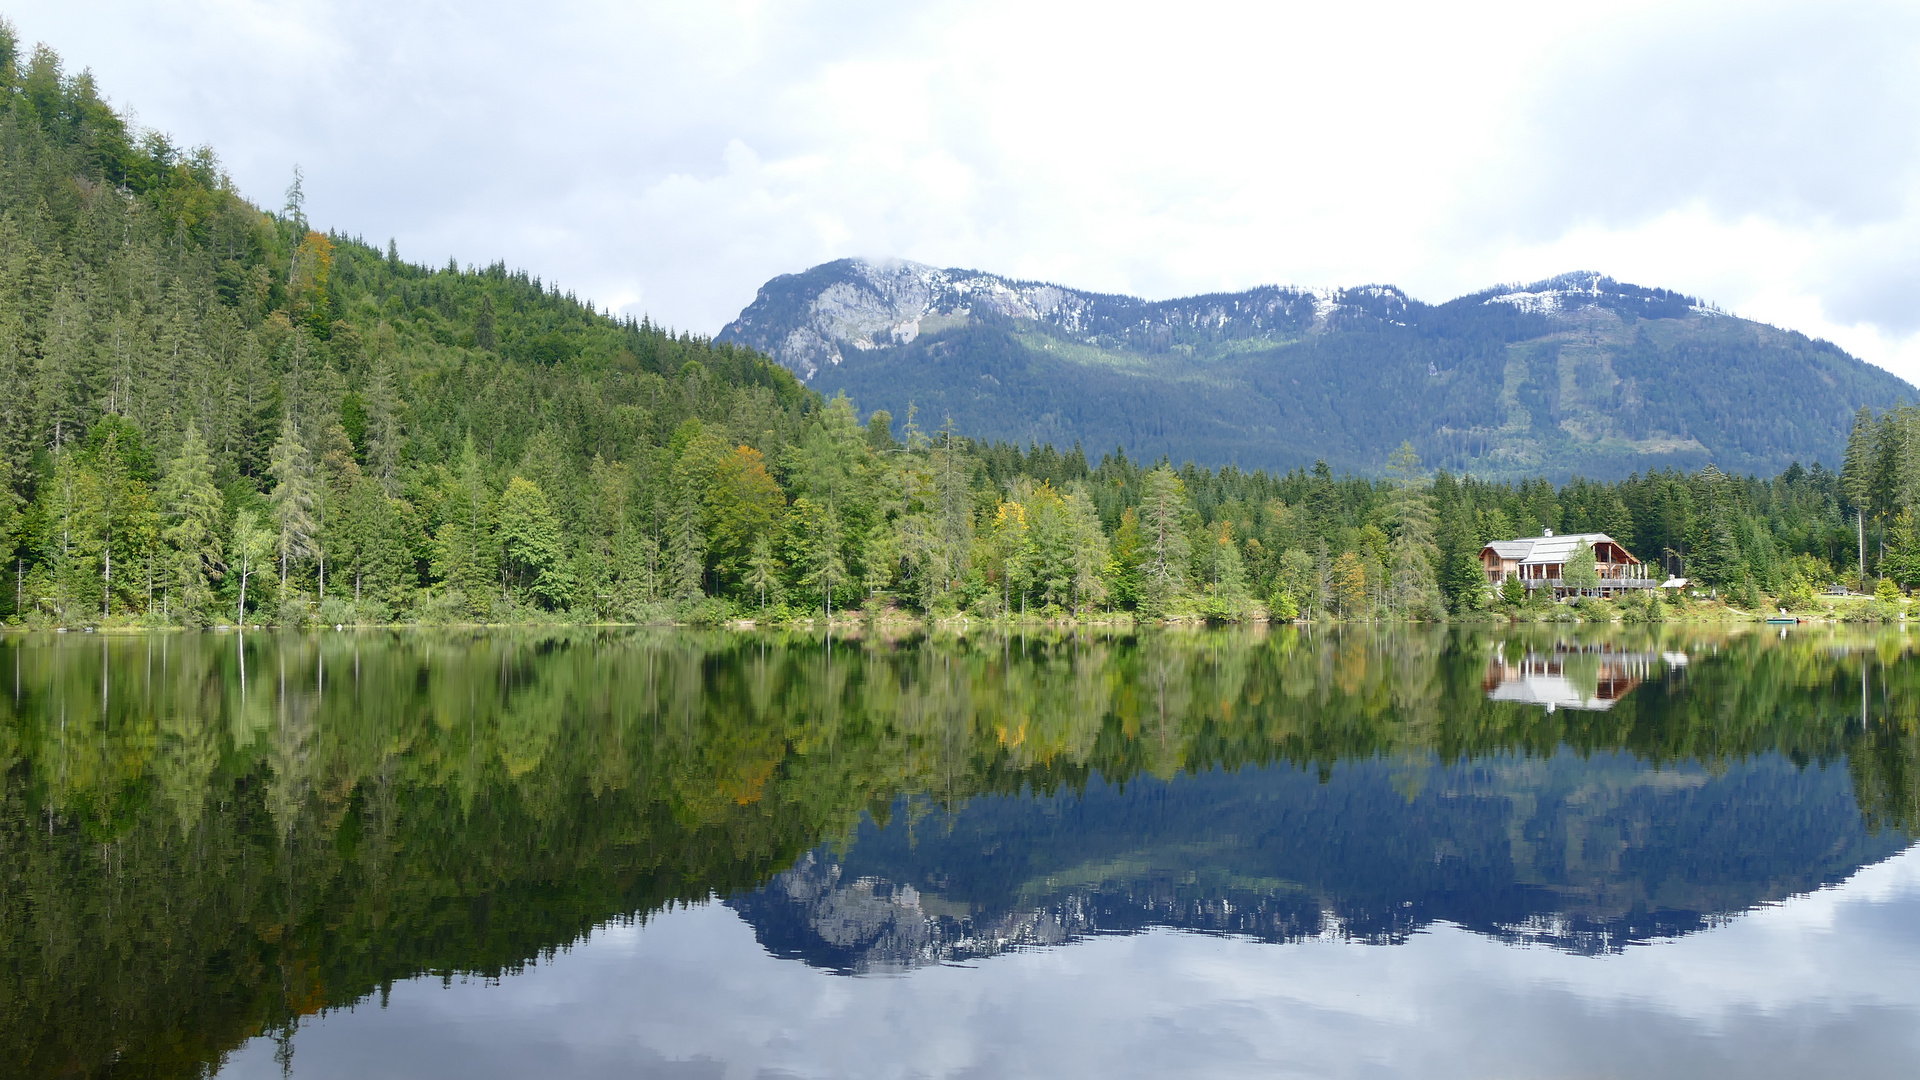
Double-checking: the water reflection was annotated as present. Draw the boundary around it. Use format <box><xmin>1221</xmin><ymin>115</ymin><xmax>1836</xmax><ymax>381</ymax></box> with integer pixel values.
<box><xmin>217</xmin><ymin>856</ymin><xmax>1920</xmax><ymax>1080</ymax></box>
<box><xmin>1481</xmin><ymin>640</ymin><xmax>1681</xmax><ymax>710</ymax></box>
<box><xmin>1</xmin><ymin>626</ymin><xmax>1916</xmax><ymax>1077</ymax></box>
<box><xmin>734</xmin><ymin>748</ymin><xmax>1898</xmax><ymax>972</ymax></box>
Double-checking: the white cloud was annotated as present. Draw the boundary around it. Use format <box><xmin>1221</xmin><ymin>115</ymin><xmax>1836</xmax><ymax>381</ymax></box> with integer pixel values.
<box><xmin>13</xmin><ymin>0</ymin><xmax>1920</xmax><ymax>380</ymax></box>
<box><xmin>215</xmin><ymin>848</ymin><xmax>1920</xmax><ymax>1079</ymax></box>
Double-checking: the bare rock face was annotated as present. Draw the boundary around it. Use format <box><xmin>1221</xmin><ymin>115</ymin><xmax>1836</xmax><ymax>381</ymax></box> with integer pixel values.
<box><xmin>720</xmin><ymin>258</ymin><xmax>1084</xmax><ymax>380</ymax></box>
<box><xmin>718</xmin><ymin>257</ymin><xmax>1371</xmax><ymax>381</ymax></box>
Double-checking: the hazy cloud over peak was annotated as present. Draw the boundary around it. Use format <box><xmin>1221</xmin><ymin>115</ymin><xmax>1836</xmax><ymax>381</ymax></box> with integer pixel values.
<box><xmin>15</xmin><ymin>0</ymin><xmax>1920</xmax><ymax>380</ymax></box>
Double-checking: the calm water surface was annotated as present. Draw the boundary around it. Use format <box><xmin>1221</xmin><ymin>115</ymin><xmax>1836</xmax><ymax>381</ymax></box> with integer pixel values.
<box><xmin>5</xmin><ymin>626</ymin><xmax>1918</xmax><ymax>1078</ymax></box>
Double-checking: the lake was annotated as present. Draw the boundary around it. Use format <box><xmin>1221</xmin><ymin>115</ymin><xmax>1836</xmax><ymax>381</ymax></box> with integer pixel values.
<box><xmin>5</xmin><ymin>626</ymin><xmax>1918</xmax><ymax>1078</ymax></box>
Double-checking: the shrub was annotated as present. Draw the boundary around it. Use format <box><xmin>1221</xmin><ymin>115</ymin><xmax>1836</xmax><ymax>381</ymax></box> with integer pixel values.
<box><xmin>318</xmin><ymin>596</ymin><xmax>356</xmax><ymax>626</ymax></box>
<box><xmin>1572</xmin><ymin>597</ymin><xmax>1615</xmax><ymax>622</ymax></box>
<box><xmin>413</xmin><ymin>591</ymin><xmax>470</xmax><ymax>624</ymax></box>
<box><xmin>673</xmin><ymin>597</ymin><xmax>732</xmax><ymax>626</ymax></box>
<box><xmin>1269</xmin><ymin>587</ymin><xmax>1300</xmax><ymax>622</ymax></box>
<box><xmin>1843</xmin><ymin>599</ymin><xmax>1903</xmax><ymax>623</ymax></box>
<box><xmin>1200</xmin><ymin>591</ymin><xmax>1246</xmax><ymax>624</ymax></box>
<box><xmin>277</xmin><ymin>593</ymin><xmax>315</xmax><ymax>628</ymax></box>
<box><xmin>1499</xmin><ymin>576</ymin><xmax>1526</xmax><ymax>607</ymax></box>
<box><xmin>1619</xmin><ymin>590</ymin><xmax>1665</xmax><ymax>623</ymax></box>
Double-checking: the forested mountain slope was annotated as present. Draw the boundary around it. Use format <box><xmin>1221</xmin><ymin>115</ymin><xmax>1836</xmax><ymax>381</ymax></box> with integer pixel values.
<box><xmin>0</xmin><ymin>24</ymin><xmax>1899</xmax><ymax>629</ymax></box>
<box><xmin>720</xmin><ymin>259</ymin><xmax>1913</xmax><ymax>479</ymax></box>
<box><xmin>0</xmin><ymin>29</ymin><xmax>810</xmax><ymax>626</ymax></box>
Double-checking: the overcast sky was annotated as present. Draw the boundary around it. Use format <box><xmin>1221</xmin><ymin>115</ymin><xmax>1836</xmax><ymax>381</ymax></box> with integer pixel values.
<box><xmin>13</xmin><ymin>1</ymin><xmax>1920</xmax><ymax>381</ymax></box>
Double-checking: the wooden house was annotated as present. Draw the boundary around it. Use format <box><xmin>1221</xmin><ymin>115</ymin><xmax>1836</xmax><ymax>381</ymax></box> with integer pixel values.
<box><xmin>1479</xmin><ymin>530</ymin><xmax>1651</xmax><ymax>599</ymax></box>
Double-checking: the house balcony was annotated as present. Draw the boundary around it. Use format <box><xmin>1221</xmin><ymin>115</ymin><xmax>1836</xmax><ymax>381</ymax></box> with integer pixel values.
<box><xmin>1491</xmin><ymin>566</ymin><xmax>1658</xmax><ymax>595</ymax></box>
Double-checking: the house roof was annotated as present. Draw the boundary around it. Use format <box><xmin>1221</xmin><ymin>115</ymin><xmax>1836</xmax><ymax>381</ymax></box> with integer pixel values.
<box><xmin>1480</xmin><ymin>532</ymin><xmax>1637</xmax><ymax>566</ymax></box>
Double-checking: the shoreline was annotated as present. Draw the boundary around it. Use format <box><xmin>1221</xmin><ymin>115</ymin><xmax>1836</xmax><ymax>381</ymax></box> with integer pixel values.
<box><xmin>2</xmin><ymin>599</ymin><xmax>1902</xmax><ymax>635</ymax></box>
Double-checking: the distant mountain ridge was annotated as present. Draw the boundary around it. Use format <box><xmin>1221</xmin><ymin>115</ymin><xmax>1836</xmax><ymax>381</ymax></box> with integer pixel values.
<box><xmin>718</xmin><ymin>259</ymin><xmax>1912</xmax><ymax>478</ymax></box>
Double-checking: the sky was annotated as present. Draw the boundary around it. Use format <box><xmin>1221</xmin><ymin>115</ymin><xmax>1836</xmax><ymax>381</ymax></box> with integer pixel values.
<box><xmin>12</xmin><ymin>1</ymin><xmax>1920</xmax><ymax>381</ymax></box>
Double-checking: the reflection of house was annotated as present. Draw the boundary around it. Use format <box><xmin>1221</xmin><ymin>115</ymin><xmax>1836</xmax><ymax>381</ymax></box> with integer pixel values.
<box><xmin>1480</xmin><ymin>530</ymin><xmax>1653</xmax><ymax>599</ymax></box>
<box><xmin>1482</xmin><ymin>642</ymin><xmax>1673</xmax><ymax>712</ymax></box>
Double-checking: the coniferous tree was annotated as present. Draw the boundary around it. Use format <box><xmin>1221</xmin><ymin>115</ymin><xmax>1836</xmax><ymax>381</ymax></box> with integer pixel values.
<box><xmin>1066</xmin><ymin>488</ymin><xmax>1111</xmax><ymax>617</ymax></box>
<box><xmin>496</xmin><ymin>476</ymin><xmax>571</xmax><ymax>609</ymax></box>
<box><xmin>362</xmin><ymin>334</ymin><xmax>404</xmax><ymax>491</ymax></box>
<box><xmin>1384</xmin><ymin>442</ymin><xmax>1442</xmax><ymax>618</ymax></box>
<box><xmin>1109</xmin><ymin>507</ymin><xmax>1145</xmax><ymax>610</ymax></box>
<box><xmin>792</xmin><ymin>496</ymin><xmax>846</xmax><ymax>616</ymax></box>
<box><xmin>747</xmin><ymin>534</ymin><xmax>780</xmax><ymax>612</ymax></box>
<box><xmin>432</xmin><ymin>438</ymin><xmax>497</xmax><ymax>616</ymax></box>
<box><xmin>1208</xmin><ymin>521</ymin><xmax>1250</xmax><ymax>616</ymax></box>
<box><xmin>159</xmin><ymin>423</ymin><xmax>224</xmax><ymax>625</ymax></box>
<box><xmin>268</xmin><ymin>413</ymin><xmax>318</xmax><ymax>593</ymax></box>
<box><xmin>0</xmin><ymin>459</ymin><xmax>19</xmax><ymax>618</ymax></box>
<box><xmin>1139</xmin><ymin>465</ymin><xmax>1192</xmax><ymax>614</ymax></box>
<box><xmin>932</xmin><ymin>420</ymin><xmax>975</xmax><ymax>598</ymax></box>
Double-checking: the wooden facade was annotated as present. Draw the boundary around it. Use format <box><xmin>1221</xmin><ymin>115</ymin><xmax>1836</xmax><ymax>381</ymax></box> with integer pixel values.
<box><xmin>1479</xmin><ymin>531</ymin><xmax>1652</xmax><ymax>599</ymax></box>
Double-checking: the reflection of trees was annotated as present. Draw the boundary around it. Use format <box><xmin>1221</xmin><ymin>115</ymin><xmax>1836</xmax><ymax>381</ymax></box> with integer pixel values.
<box><xmin>0</xmin><ymin>625</ymin><xmax>1916</xmax><ymax>1076</ymax></box>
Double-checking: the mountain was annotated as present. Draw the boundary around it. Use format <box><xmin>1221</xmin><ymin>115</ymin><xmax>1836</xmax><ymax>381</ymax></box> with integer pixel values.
<box><xmin>719</xmin><ymin>259</ymin><xmax>1914</xmax><ymax>478</ymax></box>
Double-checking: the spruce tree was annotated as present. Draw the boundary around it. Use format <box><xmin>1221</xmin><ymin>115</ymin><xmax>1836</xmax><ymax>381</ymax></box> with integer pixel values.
<box><xmin>1139</xmin><ymin>465</ymin><xmax>1192</xmax><ymax>614</ymax></box>
<box><xmin>433</xmin><ymin>437</ymin><xmax>497</xmax><ymax>616</ymax></box>
<box><xmin>160</xmin><ymin>423</ymin><xmax>224</xmax><ymax>625</ymax></box>
<box><xmin>932</xmin><ymin>420</ymin><xmax>974</xmax><ymax>597</ymax></box>
<box><xmin>747</xmin><ymin>534</ymin><xmax>780</xmax><ymax>612</ymax></box>
<box><xmin>1066</xmin><ymin>488</ymin><xmax>1110</xmax><ymax>617</ymax></box>
<box><xmin>268</xmin><ymin>413</ymin><xmax>318</xmax><ymax>593</ymax></box>
<box><xmin>496</xmin><ymin>476</ymin><xmax>572</xmax><ymax>609</ymax></box>
<box><xmin>794</xmin><ymin>496</ymin><xmax>847</xmax><ymax>617</ymax></box>
<box><xmin>362</xmin><ymin>341</ymin><xmax>403</xmax><ymax>492</ymax></box>
<box><xmin>1384</xmin><ymin>442</ymin><xmax>1442</xmax><ymax>618</ymax></box>
<box><xmin>1211</xmin><ymin>521</ymin><xmax>1249</xmax><ymax>613</ymax></box>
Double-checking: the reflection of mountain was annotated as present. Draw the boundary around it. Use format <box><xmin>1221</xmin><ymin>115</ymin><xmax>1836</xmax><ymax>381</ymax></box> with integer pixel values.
<box><xmin>733</xmin><ymin>851</ymin><xmax>1095</xmax><ymax>974</ymax></box>
<box><xmin>732</xmin><ymin>750</ymin><xmax>1909</xmax><ymax>971</ymax></box>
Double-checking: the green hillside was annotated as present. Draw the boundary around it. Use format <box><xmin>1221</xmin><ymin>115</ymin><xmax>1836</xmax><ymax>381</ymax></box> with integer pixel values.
<box><xmin>0</xmin><ymin>28</ymin><xmax>813</xmax><ymax>627</ymax></box>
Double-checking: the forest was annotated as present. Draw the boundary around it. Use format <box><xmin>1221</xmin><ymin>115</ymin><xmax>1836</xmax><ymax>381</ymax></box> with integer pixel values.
<box><xmin>0</xmin><ymin>30</ymin><xmax>1894</xmax><ymax>630</ymax></box>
